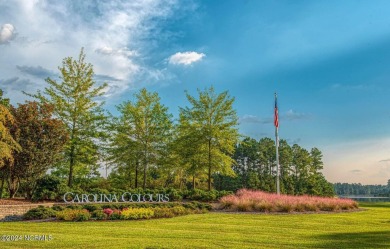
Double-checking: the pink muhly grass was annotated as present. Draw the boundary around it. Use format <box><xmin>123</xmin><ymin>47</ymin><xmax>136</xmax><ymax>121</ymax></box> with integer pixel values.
<box><xmin>219</xmin><ymin>189</ymin><xmax>358</xmax><ymax>213</ymax></box>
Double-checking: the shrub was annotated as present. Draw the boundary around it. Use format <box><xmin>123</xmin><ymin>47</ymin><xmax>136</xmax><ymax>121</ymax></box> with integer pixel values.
<box><xmin>91</xmin><ymin>210</ymin><xmax>106</xmax><ymax>220</ymax></box>
<box><xmin>121</xmin><ymin>208</ymin><xmax>154</xmax><ymax>220</ymax></box>
<box><xmin>52</xmin><ymin>205</ymin><xmax>65</xmax><ymax>211</ymax></box>
<box><xmin>65</xmin><ymin>204</ymin><xmax>83</xmax><ymax>210</ymax></box>
<box><xmin>103</xmin><ymin>208</ymin><xmax>114</xmax><ymax>216</ymax></box>
<box><xmin>166</xmin><ymin>188</ymin><xmax>183</xmax><ymax>201</ymax></box>
<box><xmin>56</xmin><ymin>209</ymin><xmax>91</xmax><ymax>221</ymax></box>
<box><xmin>23</xmin><ymin>206</ymin><xmax>57</xmax><ymax>220</ymax></box>
<box><xmin>152</xmin><ymin>208</ymin><xmax>175</xmax><ymax>218</ymax></box>
<box><xmin>83</xmin><ymin>204</ymin><xmax>100</xmax><ymax>213</ymax></box>
<box><xmin>31</xmin><ymin>176</ymin><xmax>62</xmax><ymax>202</ymax></box>
<box><xmin>110</xmin><ymin>209</ymin><xmax>122</xmax><ymax>220</ymax></box>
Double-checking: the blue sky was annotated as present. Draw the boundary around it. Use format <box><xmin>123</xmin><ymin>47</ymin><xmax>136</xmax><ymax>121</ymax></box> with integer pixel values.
<box><xmin>1</xmin><ymin>0</ymin><xmax>390</xmax><ymax>184</ymax></box>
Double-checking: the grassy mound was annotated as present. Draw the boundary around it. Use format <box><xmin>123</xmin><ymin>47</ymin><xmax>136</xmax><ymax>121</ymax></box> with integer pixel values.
<box><xmin>218</xmin><ymin>189</ymin><xmax>358</xmax><ymax>212</ymax></box>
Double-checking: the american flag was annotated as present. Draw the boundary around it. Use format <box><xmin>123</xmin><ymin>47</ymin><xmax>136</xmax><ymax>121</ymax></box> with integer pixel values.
<box><xmin>274</xmin><ymin>94</ymin><xmax>279</xmax><ymax>128</ymax></box>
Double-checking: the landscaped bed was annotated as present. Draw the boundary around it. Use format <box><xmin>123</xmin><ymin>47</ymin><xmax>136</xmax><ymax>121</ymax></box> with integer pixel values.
<box><xmin>217</xmin><ymin>189</ymin><xmax>358</xmax><ymax>212</ymax></box>
<box><xmin>22</xmin><ymin>202</ymin><xmax>212</xmax><ymax>221</ymax></box>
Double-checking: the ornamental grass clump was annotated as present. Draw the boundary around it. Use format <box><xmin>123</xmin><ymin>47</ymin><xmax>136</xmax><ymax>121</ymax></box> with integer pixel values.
<box><xmin>219</xmin><ymin>189</ymin><xmax>358</xmax><ymax>213</ymax></box>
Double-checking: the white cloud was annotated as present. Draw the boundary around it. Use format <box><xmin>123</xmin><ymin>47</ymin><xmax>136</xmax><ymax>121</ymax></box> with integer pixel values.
<box><xmin>169</xmin><ymin>51</ymin><xmax>205</xmax><ymax>65</ymax></box>
<box><xmin>95</xmin><ymin>46</ymin><xmax>138</xmax><ymax>57</ymax></box>
<box><xmin>0</xmin><ymin>23</ymin><xmax>15</xmax><ymax>44</ymax></box>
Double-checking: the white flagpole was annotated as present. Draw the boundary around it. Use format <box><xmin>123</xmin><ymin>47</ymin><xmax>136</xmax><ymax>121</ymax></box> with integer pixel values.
<box><xmin>275</xmin><ymin>93</ymin><xmax>280</xmax><ymax>195</ymax></box>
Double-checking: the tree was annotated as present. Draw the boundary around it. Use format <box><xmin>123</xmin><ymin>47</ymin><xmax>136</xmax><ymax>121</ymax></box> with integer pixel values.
<box><xmin>30</xmin><ymin>48</ymin><xmax>107</xmax><ymax>187</ymax></box>
<box><xmin>0</xmin><ymin>89</ymin><xmax>20</xmax><ymax>168</ymax></box>
<box><xmin>179</xmin><ymin>87</ymin><xmax>239</xmax><ymax>190</ymax></box>
<box><xmin>0</xmin><ymin>89</ymin><xmax>21</xmax><ymax>198</ymax></box>
<box><xmin>5</xmin><ymin>102</ymin><xmax>68</xmax><ymax>198</ymax></box>
<box><xmin>232</xmin><ymin>137</ymin><xmax>260</xmax><ymax>189</ymax></box>
<box><xmin>109</xmin><ymin>88</ymin><xmax>173</xmax><ymax>189</ymax></box>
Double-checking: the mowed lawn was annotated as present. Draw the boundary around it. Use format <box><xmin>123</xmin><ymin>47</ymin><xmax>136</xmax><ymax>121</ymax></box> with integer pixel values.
<box><xmin>0</xmin><ymin>202</ymin><xmax>389</xmax><ymax>249</ymax></box>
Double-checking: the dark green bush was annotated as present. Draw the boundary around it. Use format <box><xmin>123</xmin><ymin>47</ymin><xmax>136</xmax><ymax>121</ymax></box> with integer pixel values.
<box><xmin>83</xmin><ymin>204</ymin><xmax>100</xmax><ymax>212</ymax></box>
<box><xmin>51</xmin><ymin>205</ymin><xmax>65</xmax><ymax>211</ymax></box>
<box><xmin>91</xmin><ymin>210</ymin><xmax>106</xmax><ymax>220</ymax></box>
<box><xmin>31</xmin><ymin>176</ymin><xmax>62</xmax><ymax>202</ymax></box>
<box><xmin>23</xmin><ymin>206</ymin><xmax>57</xmax><ymax>220</ymax></box>
<box><xmin>65</xmin><ymin>204</ymin><xmax>84</xmax><ymax>210</ymax></box>
<box><xmin>109</xmin><ymin>210</ymin><xmax>122</xmax><ymax>220</ymax></box>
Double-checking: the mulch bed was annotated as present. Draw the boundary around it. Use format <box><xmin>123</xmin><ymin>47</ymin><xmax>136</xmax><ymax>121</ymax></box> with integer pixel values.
<box><xmin>0</xmin><ymin>198</ymin><xmax>36</xmax><ymax>205</ymax></box>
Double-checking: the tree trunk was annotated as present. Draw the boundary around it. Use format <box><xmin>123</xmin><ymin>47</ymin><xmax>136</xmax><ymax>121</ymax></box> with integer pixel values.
<box><xmin>192</xmin><ymin>175</ymin><xmax>195</xmax><ymax>190</ymax></box>
<box><xmin>68</xmin><ymin>143</ymin><xmax>75</xmax><ymax>187</ymax></box>
<box><xmin>143</xmin><ymin>143</ymin><xmax>148</xmax><ymax>190</ymax></box>
<box><xmin>143</xmin><ymin>164</ymin><xmax>147</xmax><ymax>190</ymax></box>
<box><xmin>135</xmin><ymin>160</ymin><xmax>139</xmax><ymax>188</ymax></box>
<box><xmin>208</xmin><ymin>139</ymin><xmax>212</xmax><ymax>191</ymax></box>
<box><xmin>7</xmin><ymin>176</ymin><xmax>19</xmax><ymax>198</ymax></box>
<box><xmin>68</xmin><ymin>122</ymin><xmax>76</xmax><ymax>188</ymax></box>
<box><xmin>0</xmin><ymin>174</ymin><xmax>5</xmax><ymax>199</ymax></box>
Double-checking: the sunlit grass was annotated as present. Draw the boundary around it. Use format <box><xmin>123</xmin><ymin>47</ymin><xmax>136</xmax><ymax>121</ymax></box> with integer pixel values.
<box><xmin>0</xmin><ymin>202</ymin><xmax>388</xmax><ymax>248</ymax></box>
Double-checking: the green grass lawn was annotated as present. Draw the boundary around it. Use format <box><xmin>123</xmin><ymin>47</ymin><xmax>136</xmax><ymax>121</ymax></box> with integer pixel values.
<box><xmin>0</xmin><ymin>202</ymin><xmax>389</xmax><ymax>249</ymax></box>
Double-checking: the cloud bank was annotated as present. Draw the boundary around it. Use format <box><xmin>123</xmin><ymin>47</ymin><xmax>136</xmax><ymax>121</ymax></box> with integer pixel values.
<box><xmin>0</xmin><ymin>0</ymin><xmax>185</xmax><ymax>102</ymax></box>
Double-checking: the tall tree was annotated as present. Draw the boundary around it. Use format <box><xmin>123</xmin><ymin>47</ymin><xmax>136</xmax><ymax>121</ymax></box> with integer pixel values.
<box><xmin>0</xmin><ymin>89</ymin><xmax>21</xmax><ymax>198</ymax></box>
<box><xmin>5</xmin><ymin>102</ymin><xmax>68</xmax><ymax>198</ymax></box>
<box><xmin>179</xmin><ymin>87</ymin><xmax>239</xmax><ymax>190</ymax></box>
<box><xmin>110</xmin><ymin>88</ymin><xmax>173</xmax><ymax>189</ymax></box>
<box><xmin>0</xmin><ymin>89</ymin><xmax>20</xmax><ymax>169</ymax></box>
<box><xmin>232</xmin><ymin>137</ymin><xmax>259</xmax><ymax>189</ymax></box>
<box><xmin>30</xmin><ymin>48</ymin><xmax>107</xmax><ymax>187</ymax></box>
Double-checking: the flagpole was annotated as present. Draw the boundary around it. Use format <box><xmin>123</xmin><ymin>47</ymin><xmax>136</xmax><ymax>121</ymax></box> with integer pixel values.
<box><xmin>275</xmin><ymin>93</ymin><xmax>280</xmax><ymax>195</ymax></box>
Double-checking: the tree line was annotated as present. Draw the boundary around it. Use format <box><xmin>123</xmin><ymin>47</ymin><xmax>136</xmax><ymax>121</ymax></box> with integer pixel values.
<box><xmin>334</xmin><ymin>182</ymin><xmax>390</xmax><ymax>197</ymax></box>
<box><xmin>0</xmin><ymin>48</ymin><xmax>334</xmax><ymax>199</ymax></box>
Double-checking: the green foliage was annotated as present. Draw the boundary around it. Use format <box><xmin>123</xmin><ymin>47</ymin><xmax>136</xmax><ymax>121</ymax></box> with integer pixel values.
<box><xmin>56</xmin><ymin>209</ymin><xmax>91</xmax><ymax>221</ymax></box>
<box><xmin>29</xmin><ymin>48</ymin><xmax>107</xmax><ymax>187</ymax></box>
<box><xmin>108</xmin><ymin>88</ymin><xmax>173</xmax><ymax>189</ymax></box>
<box><xmin>232</xmin><ymin>137</ymin><xmax>335</xmax><ymax>197</ymax></box>
<box><xmin>91</xmin><ymin>209</ymin><xmax>106</xmax><ymax>220</ymax></box>
<box><xmin>32</xmin><ymin>175</ymin><xmax>63</xmax><ymax>202</ymax></box>
<box><xmin>109</xmin><ymin>209</ymin><xmax>122</xmax><ymax>220</ymax></box>
<box><xmin>0</xmin><ymin>89</ymin><xmax>21</xmax><ymax>169</ymax></box>
<box><xmin>184</xmin><ymin>189</ymin><xmax>221</xmax><ymax>201</ymax></box>
<box><xmin>26</xmin><ymin>201</ymin><xmax>210</xmax><ymax>222</ymax></box>
<box><xmin>152</xmin><ymin>207</ymin><xmax>175</xmax><ymax>218</ymax></box>
<box><xmin>334</xmin><ymin>182</ymin><xmax>390</xmax><ymax>197</ymax></box>
<box><xmin>177</xmin><ymin>87</ymin><xmax>239</xmax><ymax>190</ymax></box>
<box><xmin>23</xmin><ymin>206</ymin><xmax>57</xmax><ymax>220</ymax></box>
<box><xmin>51</xmin><ymin>205</ymin><xmax>65</xmax><ymax>211</ymax></box>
